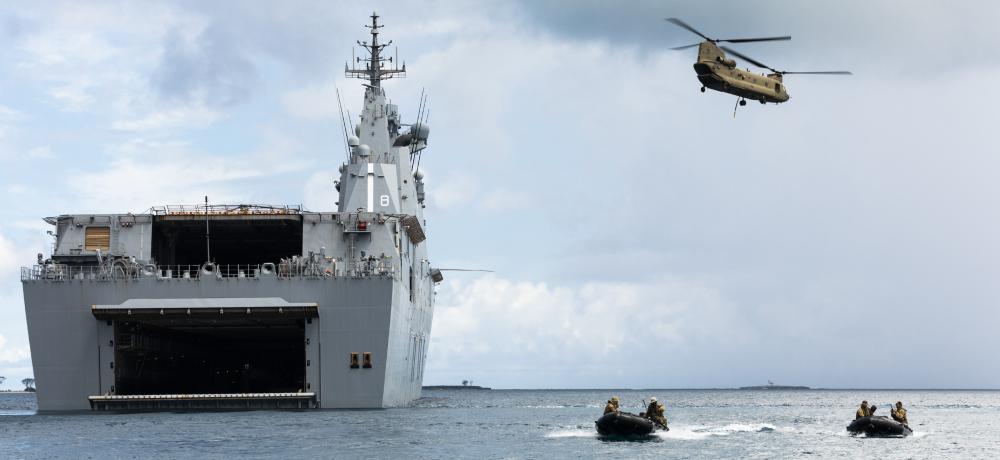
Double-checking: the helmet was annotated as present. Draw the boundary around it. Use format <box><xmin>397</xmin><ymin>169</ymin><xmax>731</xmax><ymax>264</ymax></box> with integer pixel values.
<box><xmin>896</xmin><ymin>401</ymin><xmax>903</xmax><ymax>408</ymax></box>
<box><xmin>861</xmin><ymin>400</ymin><xmax>868</xmax><ymax>405</ymax></box>
<box><xmin>650</xmin><ymin>397</ymin><xmax>657</xmax><ymax>402</ymax></box>
<box><xmin>611</xmin><ymin>396</ymin><xmax>619</xmax><ymax>402</ymax></box>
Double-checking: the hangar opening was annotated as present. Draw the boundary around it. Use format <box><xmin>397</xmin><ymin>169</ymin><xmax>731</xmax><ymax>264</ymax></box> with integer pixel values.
<box><xmin>150</xmin><ymin>215</ymin><xmax>302</xmax><ymax>267</ymax></box>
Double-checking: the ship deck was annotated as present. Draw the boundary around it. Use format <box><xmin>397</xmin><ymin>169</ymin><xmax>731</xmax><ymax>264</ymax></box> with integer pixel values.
<box><xmin>88</xmin><ymin>392</ymin><xmax>317</xmax><ymax>410</ymax></box>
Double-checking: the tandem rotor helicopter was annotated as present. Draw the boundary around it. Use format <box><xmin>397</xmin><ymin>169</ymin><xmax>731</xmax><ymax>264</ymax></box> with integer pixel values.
<box><xmin>666</xmin><ymin>18</ymin><xmax>851</xmax><ymax>114</ymax></box>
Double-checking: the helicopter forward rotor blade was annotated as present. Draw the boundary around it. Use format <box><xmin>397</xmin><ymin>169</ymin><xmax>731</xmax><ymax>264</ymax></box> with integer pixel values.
<box><xmin>720</xmin><ymin>36</ymin><xmax>791</xmax><ymax>44</ymax></box>
<box><xmin>780</xmin><ymin>71</ymin><xmax>853</xmax><ymax>75</ymax></box>
<box><xmin>719</xmin><ymin>46</ymin><xmax>777</xmax><ymax>72</ymax></box>
<box><xmin>670</xmin><ymin>42</ymin><xmax>701</xmax><ymax>50</ymax></box>
<box><xmin>665</xmin><ymin>18</ymin><xmax>710</xmax><ymax>41</ymax></box>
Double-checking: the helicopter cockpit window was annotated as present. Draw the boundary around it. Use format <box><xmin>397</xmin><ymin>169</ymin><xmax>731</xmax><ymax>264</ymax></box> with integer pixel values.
<box><xmin>775</xmin><ymin>83</ymin><xmax>781</xmax><ymax>92</ymax></box>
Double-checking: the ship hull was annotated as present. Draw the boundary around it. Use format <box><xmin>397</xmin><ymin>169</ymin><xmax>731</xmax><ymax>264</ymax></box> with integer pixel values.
<box><xmin>23</xmin><ymin>275</ymin><xmax>432</xmax><ymax>411</ymax></box>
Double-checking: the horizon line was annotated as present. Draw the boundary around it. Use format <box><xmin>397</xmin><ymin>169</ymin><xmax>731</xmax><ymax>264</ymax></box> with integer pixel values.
<box><xmin>422</xmin><ymin>386</ymin><xmax>1000</xmax><ymax>391</ymax></box>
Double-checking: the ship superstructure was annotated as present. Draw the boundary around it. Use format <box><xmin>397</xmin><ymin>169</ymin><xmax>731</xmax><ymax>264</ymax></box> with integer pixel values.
<box><xmin>20</xmin><ymin>13</ymin><xmax>439</xmax><ymax>410</ymax></box>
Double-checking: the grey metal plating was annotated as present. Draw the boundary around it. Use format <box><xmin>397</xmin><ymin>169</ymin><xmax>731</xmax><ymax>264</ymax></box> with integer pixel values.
<box><xmin>21</xmin><ymin>12</ymin><xmax>437</xmax><ymax>411</ymax></box>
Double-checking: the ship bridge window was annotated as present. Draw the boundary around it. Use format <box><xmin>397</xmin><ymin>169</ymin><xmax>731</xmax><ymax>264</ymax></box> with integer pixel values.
<box><xmin>151</xmin><ymin>217</ymin><xmax>302</xmax><ymax>266</ymax></box>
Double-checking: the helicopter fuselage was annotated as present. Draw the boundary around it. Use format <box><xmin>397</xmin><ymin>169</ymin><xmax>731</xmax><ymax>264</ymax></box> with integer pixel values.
<box><xmin>694</xmin><ymin>42</ymin><xmax>790</xmax><ymax>103</ymax></box>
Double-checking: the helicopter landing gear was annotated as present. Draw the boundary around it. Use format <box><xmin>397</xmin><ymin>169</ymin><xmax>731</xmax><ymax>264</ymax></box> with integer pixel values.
<box><xmin>759</xmin><ymin>99</ymin><xmax>766</xmax><ymax>104</ymax></box>
<box><xmin>739</xmin><ymin>98</ymin><xmax>747</xmax><ymax>106</ymax></box>
<box><xmin>700</xmin><ymin>86</ymin><xmax>706</xmax><ymax>93</ymax></box>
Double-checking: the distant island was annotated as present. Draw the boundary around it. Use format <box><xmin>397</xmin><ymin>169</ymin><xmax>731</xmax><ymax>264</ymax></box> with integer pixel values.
<box><xmin>423</xmin><ymin>385</ymin><xmax>492</xmax><ymax>390</ymax></box>
<box><xmin>425</xmin><ymin>379</ymin><xmax>491</xmax><ymax>390</ymax></box>
<box><xmin>739</xmin><ymin>384</ymin><xmax>810</xmax><ymax>390</ymax></box>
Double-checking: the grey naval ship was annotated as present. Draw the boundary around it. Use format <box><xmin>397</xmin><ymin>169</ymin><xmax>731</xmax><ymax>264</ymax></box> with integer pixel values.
<box><xmin>21</xmin><ymin>13</ymin><xmax>440</xmax><ymax>411</ymax></box>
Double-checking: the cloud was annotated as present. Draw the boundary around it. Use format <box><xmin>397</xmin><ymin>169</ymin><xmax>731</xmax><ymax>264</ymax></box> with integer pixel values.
<box><xmin>0</xmin><ymin>233</ymin><xmax>18</xmax><ymax>278</ymax></box>
<box><xmin>0</xmin><ymin>228</ymin><xmax>45</xmax><ymax>390</ymax></box>
<box><xmin>0</xmin><ymin>105</ymin><xmax>20</xmax><ymax>121</ymax></box>
<box><xmin>7</xmin><ymin>2</ymin><xmax>229</xmax><ymax>132</ymax></box>
<box><xmin>481</xmin><ymin>188</ymin><xmax>529</xmax><ymax>211</ymax></box>
<box><xmin>0</xmin><ymin>335</ymin><xmax>30</xmax><ymax>365</ymax></box>
<box><xmin>427</xmin><ymin>274</ymin><xmax>752</xmax><ymax>388</ymax></box>
<box><xmin>281</xmin><ymin>83</ymin><xmax>342</xmax><ymax>121</ymax></box>
<box><xmin>1</xmin><ymin>11</ymin><xmax>34</xmax><ymax>40</ymax></box>
<box><xmin>26</xmin><ymin>146</ymin><xmax>52</xmax><ymax>159</ymax></box>
<box><xmin>110</xmin><ymin>105</ymin><xmax>222</xmax><ymax>132</ymax></box>
<box><xmin>5</xmin><ymin>184</ymin><xmax>28</xmax><ymax>195</ymax></box>
<box><xmin>0</xmin><ymin>225</ymin><xmax>57</xmax><ymax>276</ymax></box>
<box><xmin>72</xmin><ymin>134</ymin><xmax>311</xmax><ymax>212</ymax></box>
<box><xmin>14</xmin><ymin>5</ymin><xmax>151</xmax><ymax>111</ymax></box>
<box><xmin>429</xmin><ymin>172</ymin><xmax>480</xmax><ymax>210</ymax></box>
<box><xmin>0</xmin><ymin>333</ymin><xmax>32</xmax><ymax>391</ymax></box>
<box><xmin>514</xmin><ymin>0</ymin><xmax>1000</xmax><ymax>74</ymax></box>
<box><xmin>302</xmin><ymin>169</ymin><xmax>338</xmax><ymax>211</ymax></box>
<box><xmin>0</xmin><ymin>105</ymin><xmax>22</xmax><ymax>142</ymax></box>
<box><xmin>151</xmin><ymin>25</ymin><xmax>257</xmax><ymax>107</ymax></box>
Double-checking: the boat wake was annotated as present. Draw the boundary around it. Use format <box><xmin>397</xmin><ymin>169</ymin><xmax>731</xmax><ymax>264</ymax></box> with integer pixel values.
<box><xmin>544</xmin><ymin>428</ymin><xmax>597</xmax><ymax>439</ymax></box>
<box><xmin>658</xmin><ymin>423</ymin><xmax>794</xmax><ymax>440</ymax></box>
<box><xmin>545</xmin><ymin>423</ymin><xmax>794</xmax><ymax>440</ymax></box>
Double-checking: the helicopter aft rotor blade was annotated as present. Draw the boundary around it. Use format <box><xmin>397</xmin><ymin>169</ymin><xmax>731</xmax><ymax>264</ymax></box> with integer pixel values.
<box><xmin>721</xmin><ymin>36</ymin><xmax>791</xmax><ymax>43</ymax></box>
<box><xmin>722</xmin><ymin>46</ymin><xmax>853</xmax><ymax>75</ymax></box>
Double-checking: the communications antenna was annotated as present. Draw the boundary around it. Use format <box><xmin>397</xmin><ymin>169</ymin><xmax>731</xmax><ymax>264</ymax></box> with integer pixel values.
<box><xmin>335</xmin><ymin>86</ymin><xmax>352</xmax><ymax>161</ymax></box>
<box><xmin>345</xmin><ymin>12</ymin><xmax>406</xmax><ymax>88</ymax></box>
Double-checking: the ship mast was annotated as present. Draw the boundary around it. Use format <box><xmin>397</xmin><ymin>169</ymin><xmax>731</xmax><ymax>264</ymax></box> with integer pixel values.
<box><xmin>346</xmin><ymin>12</ymin><xmax>406</xmax><ymax>87</ymax></box>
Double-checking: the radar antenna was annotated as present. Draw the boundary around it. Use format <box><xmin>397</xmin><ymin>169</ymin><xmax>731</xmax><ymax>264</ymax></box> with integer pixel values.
<box><xmin>345</xmin><ymin>12</ymin><xmax>406</xmax><ymax>87</ymax></box>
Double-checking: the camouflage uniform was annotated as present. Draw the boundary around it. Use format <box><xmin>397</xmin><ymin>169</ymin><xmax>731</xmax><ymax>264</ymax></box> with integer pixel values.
<box><xmin>646</xmin><ymin>398</ymin><xmax>668</xmax><ymax>429</ymax></box>
<box><xmin>603</xmin><ymin>397</ymin><xmax>620</xmax><ymax>415</ymax></box>
<box><xmin>891</xmin><ymin>402</ymin><xmax>908</xmax><ymax>425</ymax></box>
<box><xmin>855</xmin><ymin>401</ymin><xmax>872</xmax><ymax>419</ymax></box>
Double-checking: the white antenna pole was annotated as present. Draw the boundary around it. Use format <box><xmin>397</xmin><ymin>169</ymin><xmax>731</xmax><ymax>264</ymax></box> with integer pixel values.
<box><xmin>204</xmin><ymin>195</ymin><xmax>211</xmax><ymax>263</ymax></box>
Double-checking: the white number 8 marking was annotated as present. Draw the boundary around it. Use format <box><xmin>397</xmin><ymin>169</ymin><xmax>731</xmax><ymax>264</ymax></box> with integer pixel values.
<box><xmin>380</xmin><ymin>195</ymin><xmax>390</xmax><ymax>207</ymax></box>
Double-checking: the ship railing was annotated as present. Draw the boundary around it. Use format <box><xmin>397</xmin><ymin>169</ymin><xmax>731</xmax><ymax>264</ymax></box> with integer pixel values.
<box><xmin>21</xmin><ymin>259</ymin><xmax>397</xmax><ymax>281</ymax></box>
<box><xmin>21</xmin><ymin>264</ymin><xmax>135</xmax><ymax>282</ymax></box>
<box><xmin>347</xmin><ymin>259</ymin><xmax>396</xmax><ymax>278</ymax></box>
<box><xmin>151</xmin><ymin>264</ymin><xmax>336</xmax><ymax>280</ymax></box>
<box><xmin>21</xmin><ymin>263</ymin><xmax>394</xmax><ymax>281</ymax></box>
<box><xmin>158</xmin><ymin>264</ymin><xmax>264</xmax><ymax>279</ymax></box>
<box><xmin>147</xmin><ymin>204</ymin><xmax>303</xmax><ymax>216</ymax></box>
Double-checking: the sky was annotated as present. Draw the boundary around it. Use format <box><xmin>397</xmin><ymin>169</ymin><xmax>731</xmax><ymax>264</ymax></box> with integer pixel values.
<box><xmin>0</xmin><ymin>0</ymin><xmax>998</xmax><ymax>390</ymax></box>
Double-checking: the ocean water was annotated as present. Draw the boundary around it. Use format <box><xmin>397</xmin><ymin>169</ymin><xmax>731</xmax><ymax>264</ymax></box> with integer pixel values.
<box><xmin>0</xmin><ymin>389</ymin><xmax>998</xmax><ymax>459</ymax></box>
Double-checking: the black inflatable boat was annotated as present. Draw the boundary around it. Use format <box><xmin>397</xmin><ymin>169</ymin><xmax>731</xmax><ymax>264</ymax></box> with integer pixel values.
<box><xmin>846</xmin><ymin>416</ymin><xmax>913</xmax><ymax>437</ymax></box>
<box><xmin>595</xmin><ymin>412</ymin><xmax>659</xmax><ymax>436</ymax></box>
